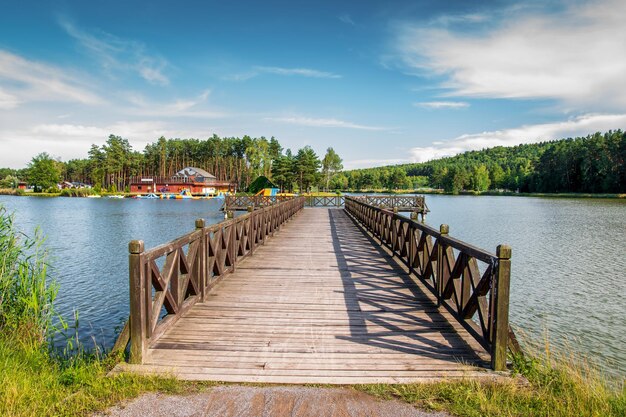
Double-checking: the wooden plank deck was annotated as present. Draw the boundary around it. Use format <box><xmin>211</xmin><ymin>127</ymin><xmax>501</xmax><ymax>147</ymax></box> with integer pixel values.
<box><xmin>116</xmin><ymin>208</ymin><xmax>494</xmax><ymax>383</ymax></box>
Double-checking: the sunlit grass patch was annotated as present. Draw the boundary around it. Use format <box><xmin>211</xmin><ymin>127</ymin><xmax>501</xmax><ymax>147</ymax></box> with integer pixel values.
<box><xmin>355</xmin><ymin>337</ymin><xmax>625</xmax><ymax>417</ymax></box>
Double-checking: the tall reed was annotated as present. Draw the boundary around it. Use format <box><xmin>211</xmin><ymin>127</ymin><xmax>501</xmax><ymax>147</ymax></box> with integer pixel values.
<box><xmin>0</xmin><ymin>206</ymin><xmax>57</xmax><ymax>347</ymax></box>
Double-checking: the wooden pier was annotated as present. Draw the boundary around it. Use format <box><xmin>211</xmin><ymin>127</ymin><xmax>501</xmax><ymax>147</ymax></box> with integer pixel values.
<box><xmin>113</xmin><ymin>196</ymin><xmax>516</xmax><ymax>383</ymax></box>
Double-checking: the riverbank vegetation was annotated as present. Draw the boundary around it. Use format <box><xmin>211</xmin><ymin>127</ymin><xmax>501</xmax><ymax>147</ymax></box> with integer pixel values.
<box><xmin>359</xmin><ymin>338</ymin><xmax>625</xmax><ymax>417</ymax></box>
<box><xmin>0</xmin><ymin>206</ymin><xmax>195</xmax><ymax>416</ymax></box>
<box><xmin>342</xmin><ymin>130</ymin><xmax>626</xmax><ymax>194</ymax></box>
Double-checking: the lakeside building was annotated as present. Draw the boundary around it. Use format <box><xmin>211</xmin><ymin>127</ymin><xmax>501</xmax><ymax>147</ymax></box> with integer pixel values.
<box><xmin>129</xmin><ymin>167</ymin><xmax>235</xmax><ymax>195</ymax></box>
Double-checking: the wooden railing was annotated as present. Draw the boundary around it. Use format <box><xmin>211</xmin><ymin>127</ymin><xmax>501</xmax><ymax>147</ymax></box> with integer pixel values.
<box><xmin>224</xmin><ymin>194</ymin><xmax>429</xmax><ymax>214</ymax></box>
<box><xmin>223</xmin><ymin>195</ymin><xmax>295</xmax><ymax>211</ymax></box>
<box><xmin>349</xmin><ymin>195</ymin><xmax>429</xmax><ymax>218</ymax></box>
<box><xmin>344</xmin><ymin>196</ymin><xmax>516</xmax><ymax>371</ymax></box>
<box><xmin>305</xmin><ymin>195</ymin><xmax>344</xmax><ymax>207</ymax></box>
<box><xmin>114</xmin><ymin>197</ymin><xmax>305</xmax><ymax>363</ymax></box>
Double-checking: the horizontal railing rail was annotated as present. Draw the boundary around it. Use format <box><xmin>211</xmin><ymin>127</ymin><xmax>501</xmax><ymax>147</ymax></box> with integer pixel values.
<box><xmin>114</xmin><ymin>197</ymin><xmax>305</xmax><ymax>363</ymax></box>
<box><xmin>344</xmin><ymin>196</ymin><xmax>516</xmax><ymax>371</ymax></box>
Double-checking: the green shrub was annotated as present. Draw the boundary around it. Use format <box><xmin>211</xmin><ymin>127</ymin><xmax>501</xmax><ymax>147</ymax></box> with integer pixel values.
<box><xmin>59</xmin><ymin>188</ymin><xmax>94</xmax><ymax>197</ymax></box>
<box><xmin>0</xmin><ymin>188</ymin><xmax>22</xmax><ymax>196</ymax></box>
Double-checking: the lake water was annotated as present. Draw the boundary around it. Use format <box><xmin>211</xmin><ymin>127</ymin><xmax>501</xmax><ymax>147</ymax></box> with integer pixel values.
<box><xmin>0</xmin><ymin>195</ymin><xmax>624</xmax><ymax>376</ymax></box>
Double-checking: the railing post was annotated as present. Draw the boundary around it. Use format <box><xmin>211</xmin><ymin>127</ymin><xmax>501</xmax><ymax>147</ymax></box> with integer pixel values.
<box><xmin>195</xmin><ymin>219</ymin><xmax>206</xmax><ymax>300</ymax></box>
<box><xmin>492</xmin><ymin>244</ymin><xmax>512</xmax><ymax>371</ymax></box>
<box><xmin>230</xmin><ymin>218</ymin><xmax>237</xmax><ymax>272</ymax></box>
<box><xmin>437</xmin><ymin>224</ymin><xmax>449</xmax><ymax>306</ymax></box>
<box><xmin>128</xmin><ymin>240</ymin><xmax>145</xmax><ymax>364</ymax></box>
<box><xmin>249</xmin><ymin>209</ymin><xmax>256</xmax><ymax>255</ymax></box>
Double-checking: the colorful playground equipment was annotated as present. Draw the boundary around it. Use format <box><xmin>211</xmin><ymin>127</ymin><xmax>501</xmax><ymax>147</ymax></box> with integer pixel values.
<box><xmin>160</xmin><ymin>189</ymin><xmax>198</xmax><ymax>199</ymax></box>
<box><xmin>254</xmin><ymin>188</ymin><xmax>296</xmax><ymax>197</ymax></box>
<box><xmin>134</xmin><ymin>193</ymin><xmax>159</xmax><ymax>199</ymax></box>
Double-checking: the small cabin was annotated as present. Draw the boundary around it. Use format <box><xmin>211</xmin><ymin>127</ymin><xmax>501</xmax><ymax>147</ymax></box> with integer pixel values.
<box><xmin>129</xmin><ymin>167</ymin><xmax>235</xmax><ymax>195</ymax></box>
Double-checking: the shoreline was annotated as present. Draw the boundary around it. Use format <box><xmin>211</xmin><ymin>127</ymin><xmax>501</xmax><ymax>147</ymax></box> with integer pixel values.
<box><xmin>345</xmin><ymin>189</ymin><xmax>626</xmax><ymax>199</ymax></box>
<box><xmin>2</xmin><ymin>189</ymin><xmax>626</xmax><ymax>200</ymax></box>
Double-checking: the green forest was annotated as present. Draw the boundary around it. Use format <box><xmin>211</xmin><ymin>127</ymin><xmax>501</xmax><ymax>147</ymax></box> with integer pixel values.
<box><xmin>1</xmin><ymin>130</ymin><xmax>625</xmax><ymax>194</ymax></box>
<box><xmin>340</xmin><ymin>130</ymin><xmax>626</xmax><ymax>194</ymax></box>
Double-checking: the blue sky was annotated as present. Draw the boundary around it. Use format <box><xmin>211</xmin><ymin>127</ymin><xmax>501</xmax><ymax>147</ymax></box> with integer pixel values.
<box><xmin>1</xmin><ymin>0</ymin><xmax>625</xmax><ymax>169</ymax></box>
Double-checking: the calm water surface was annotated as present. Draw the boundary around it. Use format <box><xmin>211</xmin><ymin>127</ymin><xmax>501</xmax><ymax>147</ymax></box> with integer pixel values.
<box><xmin>0</xmin><ymin>195</ymin><xmax>624</xmax><ymax>375</ymax></box>
<box><xmin>0</xmin><ymin>196</ymin><xmax>227</xmax><ymax>348</ymax></box>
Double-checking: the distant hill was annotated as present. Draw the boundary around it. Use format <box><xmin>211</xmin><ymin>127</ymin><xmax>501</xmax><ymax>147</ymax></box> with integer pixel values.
<box><xmin>340</xmin><ymin>130</ymin><xmax>625</xmax><ymax>193</ymax></box>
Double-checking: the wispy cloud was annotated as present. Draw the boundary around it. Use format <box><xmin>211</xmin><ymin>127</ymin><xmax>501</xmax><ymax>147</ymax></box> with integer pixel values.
<box><xmin>264</xmin><ymin>116</ymin><xmax>386</xmax><ymax>131</ymax></box>
<box><xmin>0</xmin><ymin>87</ymin><xmax>19</xmax><ymax>109</ymax></box>
<box><xmin>338</xmin><ymin>14</ymin><xmax>356</xmax><ymax>26</ymax></box>
<box><xmin>124</xmin><ymin>89</ymin><xmax>227</xmax><ymax>118</ymax></box>
<box><xmin>408</xmin><ymin>113</ymin><xmax>626</xmax><ymax>163</ymax></box>
<box><xmin>414</xmin><ymin>101</ymin><xmax>469</xmax><ymax>109</ymax></box>
<box><xmin>430</xmin><ymin>12</ymin><xmax>488</xmax><ymax>26</ymax></box>
<box><xmin>255</xmin><ymin>66</ymin><xmax>341</xmax><ymax>78</ymax></box>
<box><xmin>226</xmin><ymin>66</ymin><xmax>341</xmax><ymax>81</ymax></box>
<box><xmin>394</xmin><ymin>0</ymin><xmax>626</xmax><ymax>110</ymax></box>
<box><xmin>344</xmin><ymin>158</ymin><xmax>409</xmax><ymax>170</ymax></box>
<box><xmin>59</xmin><ymin>17</ymin><xmax>170</xmax><ymax>85</ymax></box>
<box><xmin>0</xmin><ymin>50</ymin><xmax>103</xmax><ymax>107</ymax></box>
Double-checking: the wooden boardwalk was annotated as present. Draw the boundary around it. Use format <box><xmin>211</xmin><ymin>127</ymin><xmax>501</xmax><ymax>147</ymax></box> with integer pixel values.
<box><xmin>116</xmin><ymin>208</ymin><xmax>494</xmax><ymax>383</ymax></box>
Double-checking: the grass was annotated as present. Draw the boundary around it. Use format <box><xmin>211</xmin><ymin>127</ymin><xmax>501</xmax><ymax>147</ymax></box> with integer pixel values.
<box><xmin>0</xmin><ymin>339</ymin><xmax>207</xmax><ymax>416</ymax></box>
<box><xmin>355</xmin><ymin>341</ymin><xmax>625</xmax><ymax>417</ymax></box>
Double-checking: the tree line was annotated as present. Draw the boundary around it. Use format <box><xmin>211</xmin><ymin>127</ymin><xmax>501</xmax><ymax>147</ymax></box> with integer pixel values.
<box><xmin>342</xmin><ymin>130</ymin><xmax>626</xmax><ymax>193</ymax></box>
<box><xmin>4</xmin><ymin>130</ymin><xmax>624</xmax><ymax>194</ymax></box>
<box><xmin>0</xmin><ymin>134</ymin><xmax>344</xmax><ymax>193</ymax></box>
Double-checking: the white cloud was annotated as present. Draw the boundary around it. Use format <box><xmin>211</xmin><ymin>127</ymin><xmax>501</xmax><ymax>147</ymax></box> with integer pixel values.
<box><xmin>138</xmin><ymin>64</ymin><xmax>169</xmax><ymax>86</ymax></box>
<box><xmin>124</xmin><ymin>90</ymin><xmax>227</xmax><ymax>118</ymax></box>
<box><xmin>0</xmin><ymin>50</ymin><xmax>104</xmax><ymax>106</ymax></box>
<box><xmin>408</xmin><ymin>113</ymin><xmax>626</xmax><ymax>162</ymax></box>
<box><xmin>431</xmin><ymin>13</ymin><xmax>488</xmax><ymax>26</ymax></box>
<box><xmin>395</xmin><ymin>0</ymin><xmax>626</xmax><ymax>109</ymax></box>
<box><xmin>344</xmin><ymin>158</ymin><xmax>409</xmax><ymax>170</ymax></box>
<box><xmin>338</xmin><ymin>14</ymin><xmax>356</xmax><ymax>26</ymax></box>
<box><xmin>0</xmin><ymin>88</ymin><xmax>19</xmax><ymax>109</ymax></box>
<box><xmin>59</xmin><ymin>17</ymin><xmax>170</xmax><ymax>85</ymax></box>
<box><xmin>264</xmin><ymin>116</ymin><xmax>386</xmax><ymax>131</ymax></box>
<box><xmin>254</xmin><ymin>66</ymin><xmax>341</xmax><ymax>79</ymax></box>
<box><xmin>227</xmin><ymin>66</ymin><xmax>342</xmax><ymax>81</ymax></box>
<box><xmin>414</xmin><ymin>101</ymin><xmax>469</xmax><ymax>109</ymax></box>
